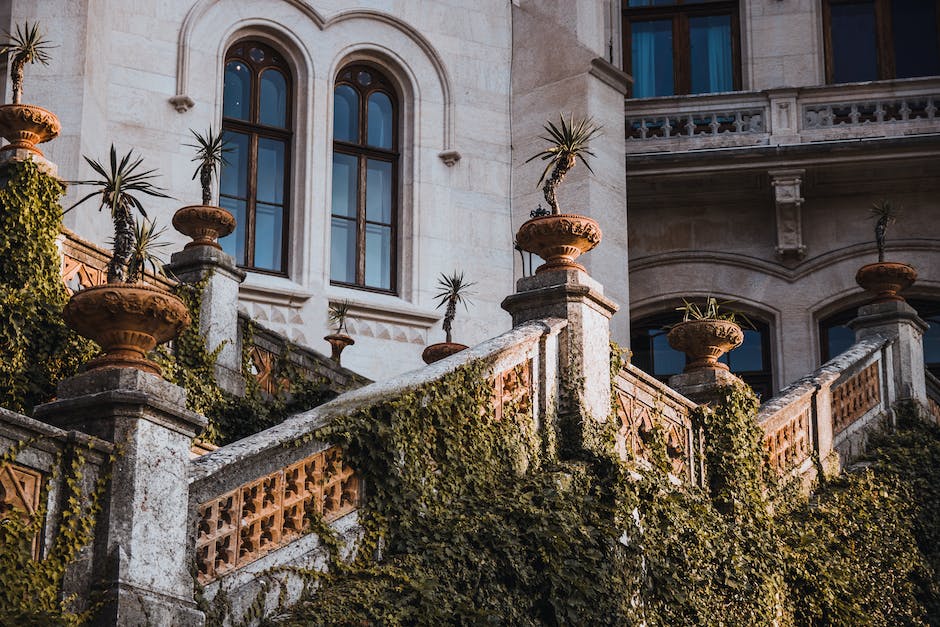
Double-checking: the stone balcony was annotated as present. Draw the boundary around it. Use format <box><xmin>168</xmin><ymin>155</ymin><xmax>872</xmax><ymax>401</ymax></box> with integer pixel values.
<box><xmin>625</xmin><ymin>76</ymin><xmax>940</xmax><ymax>155</ymax></box>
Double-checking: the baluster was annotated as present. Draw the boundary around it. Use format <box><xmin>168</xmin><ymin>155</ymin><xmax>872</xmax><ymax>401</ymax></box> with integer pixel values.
<box><xmin>926</xmin><ymin>98</ymin><xmax>937</xmax><ymax>119</ymax></box>
<box><xmin>734</xmin><ymin>110</ymin><xmax>744</xmax><ymax>133</ymax></box>
<box><xmin>709</xmin><ymin>113</ymin><xmax>720</xmax><ymax>135</ymax></box>
<box><xmin>685</xmin><ymin>115</ymin><xmax>695</xmax><ymax>136</ymax></box>
<box><xmin>899</xmin><ymin>99</ymin><xmax>911</xmax><ymax>121</ymax></box>
<box><xmin>874</xmin><ymin>102</ymin><xmax>885</xmax><ymax>122</ymax></box>
<box><xmin>663</xmin><ymin>116</ymin><xmax>673</xmax><ymax>138</ymax></box>
<box><xmin>849</xmin><ymin>104</ymin><xmax>860</xmax><ymax>124</ymax></box>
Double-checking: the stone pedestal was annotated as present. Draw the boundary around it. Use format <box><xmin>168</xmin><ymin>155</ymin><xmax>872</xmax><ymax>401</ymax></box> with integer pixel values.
<box><xmin>502</xmin><ymin>269</ymin><xmax>618</xmax><ymax>456</ymax></box>
<box><xmin>0</xmin><ymin>148</ymin><xmax>58</xmax><ymax>177</ymax></box>
<box><xmin>849</xmin><ymin>301</ymin><xmax>928</xmax><ymax>404</ymax></box>
<box><xmin>35</xmin><ymin>369</ymin><xmax>206</xmax><ymax>627</ymax></box>
<box><xmin>165</xmin><ymin>246</ymin><xmax>246</xmax><ymax>394</ymax></box>
<box><xmin>668</xmin><ymin>368</ymin><xmax>745</xmax><ymax>406</ymax></box>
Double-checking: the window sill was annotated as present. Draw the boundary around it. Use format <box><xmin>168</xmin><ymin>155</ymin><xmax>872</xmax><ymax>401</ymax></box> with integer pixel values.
<box><xmin>239</xmin><ymin>272</ymin><xmax>313</xmax><ymax>307</ymax></box>
<box><xmin>326</xmin><ymin>287</ymin><xmax>441</xmax><ymax>345</ymax></box>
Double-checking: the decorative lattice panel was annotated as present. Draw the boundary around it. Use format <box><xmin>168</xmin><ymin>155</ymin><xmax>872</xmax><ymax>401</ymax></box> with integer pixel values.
<box><xmin>0</xmin><ymin>464</ymin><xmax>43</xmax><ymax>558</ymax></box>
<box><xmin>492</xmin><ymin>360</ymin><xmax>532</xmax><ymax>422</ymax></box>
<box><xmin>831</xmin><ymin>362</ymin><xmax>881</xmax><ymax>435</ymax></box>
<box><xmin>765</xmin><ymin>407</ymin><xmax>811</xmax><ymax>471</ymax></box>
<box><xmin>195</xmin><ymin>446</ymin><xmax>358</xmax><ymax>583</ymax></box>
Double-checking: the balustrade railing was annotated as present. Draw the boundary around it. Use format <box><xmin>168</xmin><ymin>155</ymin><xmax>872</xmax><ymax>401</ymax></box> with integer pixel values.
<box><xmin>926</xmin><ymin>372</ymin><xmax>940</xmax><ymax>426</ymax></box>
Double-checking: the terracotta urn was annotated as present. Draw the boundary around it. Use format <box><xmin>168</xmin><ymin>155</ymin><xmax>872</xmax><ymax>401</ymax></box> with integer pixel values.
<box><xmin>855</xmin><ymin>261</ymin><xmax>917</xmax><ymax>303</ymax></box>
<box><xmin>0</xmin><ymin>104</ymin><xmax>60</xmax><ymax>157</ymax></box>
<box><xmin>421</xmin><ymin>342</ymin><xmax>468</xmax><ymax>364</ymax></box>
<box><xmin>63</xmin><ymin>283</ymin><xmax>190</xmax><ymax>376</ymax></box>
<box><xmin>325</xmin><ymin>333</ymin><xmax>355</xmax><ymax>364</ymax></box>
<box><xmin>667</xmin><ymin>319</ymin><xmax>744</xmax><ymax>372</ymax></box>
<box><xmin>172</xmin><ymin>204</ymin><xmax>236</xmax><ymax>250</ymax></box>
<box><xmin>515</xmin><ymin>214</ymin><xmax>602</xmax><ymax>274</ymax></box>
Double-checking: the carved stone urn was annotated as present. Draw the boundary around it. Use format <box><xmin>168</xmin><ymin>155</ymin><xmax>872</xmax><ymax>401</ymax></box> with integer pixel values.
<box><xmin>64</xmin><ymin>283</ymin><xmax>190</xmax><ymax>376</ymax></box>
<box><xmin>421</xmin><ymin>342</ymin><xmax>468</xmax><ymax>365</ymax></box>
<box><xmin>667</xmin><ymin>319</ymin><xmax>744</xmax><ymax>372</ymax></box>
<box><xmin>324</xmin><ymin>333</ymin><xmax>355</xmax><ymax>364</ymax></box>
<box><xmin>855</xmin><ymin>262</ymin><xmax>917</xmax><ymax>303</ymax></box>
<box><xmin>0</xmin><ymin>104</ymin><xmax>60</xmax><ymax>157</ymax></box>
<box><xmin>515</xmin><ymin>214</ymin><xmax>602</xmax><ymax>274</ymax></box>
<box><xmin>172</xmin><ymin>205</ymin><xmax>236</xmax><ymax>250</ymax></box>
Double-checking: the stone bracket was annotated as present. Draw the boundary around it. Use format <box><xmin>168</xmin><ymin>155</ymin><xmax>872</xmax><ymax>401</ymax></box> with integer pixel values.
<box><xmin>769</xmin><ymin>168</ymin><xmax>806</xmax><ymax>262</ymax></box>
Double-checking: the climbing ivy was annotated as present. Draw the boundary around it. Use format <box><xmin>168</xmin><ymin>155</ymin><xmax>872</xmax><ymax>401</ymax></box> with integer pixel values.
<box><xmin>0</xmin><ymin>160</ymin><xmax>95</xmax><ymax>414</ymax></box>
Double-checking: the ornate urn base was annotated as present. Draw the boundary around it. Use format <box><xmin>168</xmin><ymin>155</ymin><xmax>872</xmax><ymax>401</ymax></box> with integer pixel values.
<box><xmin>172</xmin><ymin>205</ymin><xmax>237</xmax><ymax>250</ymax></box>
<box><xmin>855</xmin><ymin>262</ymin><xmax>917</xmax><ymax>303</ymax></box>
<box><xmin>422</xmin><ymin>342</ymin><xmax>468</xmax><ymax>364</ymax></box>
<box><xmin>667</xmin><ymin>319</ymin><xmax>744</xmax><ymax>372</ymax></box>
<box><xmin>64</xmin><ymin>283</ymin><xmax>191</xmax><ymax>376</ymax></box>
<box><xmin>0</xmin><ymin>104</ymin><xmax>60</xmax><ymax>157</ymax></box>
<box><xmin>515</xmin><ymin>214</ymin><xmax>602</xmax><ymax>274</ymax></box>
<box><xmin>324</xmin><ymin>333</ymin><xmax>355</xmax><ymax>364</ymax></box>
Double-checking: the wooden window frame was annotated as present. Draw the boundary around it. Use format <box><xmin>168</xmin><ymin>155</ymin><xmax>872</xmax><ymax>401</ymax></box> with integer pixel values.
<box><xmin>822</xmin><ymin>0</ymin><xmax>940</xmax><ymax>83</ymax></box>
<box><xmin>622</xmin><ymin>0</ymin><xmax>742</xmax><ymax>98</ymax></box>
<box><xmin>221</xmin><ymin>40</ymin><xmax>293</xmax><ymax>275</ymax></box>
<box><xmin>330</xmin><ymin>64</ymin><xmax>400</xmax><ymax>294</ymax></box>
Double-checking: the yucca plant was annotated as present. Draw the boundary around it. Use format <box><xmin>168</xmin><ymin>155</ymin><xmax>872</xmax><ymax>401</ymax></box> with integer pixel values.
<box><xmin>434</xmin><ymin>271</ymin><xmax>475</xmax><ymax>344</ymax></box>
<box><xmin>185</xmin><ymin>127</ymin><xmax>230</xmax><ymax>206</ymax></box>
<box><xmin>870</xmin><ymin>200</ymin><xmax>901</xmax><ymax>263</ymax></box>
<box><xmin>674</xmin><ymin>297</ymin><xmax>753</xmax><ymax>328</ymax></box>
<box><xmin>328</xmin><ymin>300</ymin><xmax>352</xmax><ymax>334</ymax></box>
<box><xmin>525</xmin><ymin>115</ymin><xmax>601</xmax><ymax>215</ymax></box>
<box><xmin>68</xmin><ymin>145</ymin><xmax>170</xmax><ymax>283</ymax></box>
<box><xmin>0</xmin><ymin>21</ymin><xmax>53</xmax><ymax>105</ymax></box>
<box><xmin>125</xmin><ymin>219</ymin><xmax>171</xmax><ymax>282</ymax></box>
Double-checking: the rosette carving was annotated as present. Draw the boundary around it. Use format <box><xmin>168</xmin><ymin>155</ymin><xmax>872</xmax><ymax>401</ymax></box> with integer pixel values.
<box><xmin>667</xmin><ymin>319</ymin><xmax>744</xmax><ymax>372</ymax></box>
<box><xmin>0</xmin><ymin>104</ymin><xmax>60</xmax><ymax>156</ymax></box>
<box><xmin>63</xmin><ymin>283</ymin><xmax>190</xmax><ymax>375</ymax></box>
<box><xmin>855</xmin><ymin>262</ymin><xmax>917</xmax><ymax>303</ymax></box>
<box><xmin>515</xmin><ymin>214</ymin><xmax>602</xmax><ymax>274</ymax></box>
<box><xmin>172</xmin><ymin>204</ymin><xmax>237</xmax><ymax>250</ymax></box>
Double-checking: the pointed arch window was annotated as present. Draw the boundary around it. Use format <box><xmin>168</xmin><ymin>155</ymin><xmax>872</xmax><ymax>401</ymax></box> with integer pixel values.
<box><xmin>219</xmin><ymin>40</ymin><xmax>292</xmax><ymax>274</ymax></box>
<box><xmin>330</xmin><ymin>65</ymin><xmax>398</xmax><ymax>293</ymax></box>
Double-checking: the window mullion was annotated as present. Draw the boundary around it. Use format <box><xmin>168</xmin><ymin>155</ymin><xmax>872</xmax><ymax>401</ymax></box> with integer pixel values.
<box><xmin>246</xmin><ymin>133</ymin><xmax>259</xmax><ymax>267</ymax></box>
<box><xmin>675</xmin><ymin>13</ymin><xmax>691</xmax><ymax>95</ymax></box>
<box><xmin>876</xmin><ymin>0</ymin><xmax>894</xmax><ymax>79</ymax></box>
<box><xmin>356</xmin><ymin>154</ymin><xmax>367</xmax><ymax>285</ymax></box>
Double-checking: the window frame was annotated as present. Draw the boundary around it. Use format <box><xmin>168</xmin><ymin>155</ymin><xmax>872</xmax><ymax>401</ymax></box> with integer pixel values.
<box><xmin>330</xmin><ymin>63</ymin><xmax>400</xmax><ymax>294</ymax></box>
<box><xmin>822</xmin><ymin>0</ymin><xmax>940</xmax><ymax>84</ymax></box>
<box><xmin>220</xmin><ymin>39</ymin><xmax>293</xmax><ymax>275</ymax></box>
<box><xmin>622</xmin><ymin>0</ymin><xmax>742</xmax><ymax>98</ymax></box>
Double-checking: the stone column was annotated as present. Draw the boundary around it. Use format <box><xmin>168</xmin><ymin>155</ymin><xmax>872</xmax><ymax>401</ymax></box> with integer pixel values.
<box><xmin>502</xmin><ymin>269</ymin><xmax>618</xmax><ymax>456</ymax></box>
<box><xmin>35</xmin><ymin>369</ymin><xmax>206</xmax><ymax>626</ymax></box>
<box><xmin>849</xmin><ymin>301</ymin><xmax>928</xmax><ymax>405</ymax></box>
<box><xmin>668</xmin><ymin>368</ymin><xmax>745</xmax><ymax>406</ymax></box>
<box><xmin>165</xmin><ymin>246</ymin><xmax>246</xmax><ymax>394</ymax></box>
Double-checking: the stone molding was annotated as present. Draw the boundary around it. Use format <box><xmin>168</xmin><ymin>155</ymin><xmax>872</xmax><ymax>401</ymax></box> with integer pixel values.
<box><xmin>769</xmin><ymin>168</ymin><xmax>806</xmax><ymax>261</ymax></box>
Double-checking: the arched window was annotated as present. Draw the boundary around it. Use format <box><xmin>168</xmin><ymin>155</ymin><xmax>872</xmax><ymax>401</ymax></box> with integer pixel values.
<box><xmin>218</xmin><ymin>40</ymin><xmax>292</xmax><ymax>273</ymax></box>
<box><xmin>631</xmin><ymin>311</ymin><xmax>775</xmax><ymax>399</ymax></box>
<box><xmin>330</xmin><ymin>64</ymin><xmax>398</xmax><ymax>292</ymax></box>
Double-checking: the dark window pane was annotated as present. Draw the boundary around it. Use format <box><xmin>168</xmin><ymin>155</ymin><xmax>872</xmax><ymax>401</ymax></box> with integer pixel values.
<box><xmin>249</xmin><ymin>47</ymin><xmax>265</xmax><ymax>63</ymax></box>
<box><xmin>366</xmin><ymin>159</ymin><xmax>393</xmax><ymax>223</ymax></box>
<box><xmin>218</xmin><ymin>197</ymin><xmax>247</xmax><ymax>266</ymax></box>
<box><xmin>631</xmin><ymin>20</ymin><xmax>674</xmax><ymax>97</ymax></box>
<box><xmin>254</xmin><ymin>202</ymin><xmax>283</xmax><ymax>271</ymax></box>
<box><xmin>330</xmin><ymin>217</ymin><xmax>356</xmax><ymax>283</ymax></box>
<box><xmin>689</xmin><ymin>14</ymin><xmax>733</xmax><ymax>94</ymax></box>
<box><xmin>367</xmin><ymin>92</ymin><xmax>394</xmax><ymax>149</ymax></box>
<box><xmin>259</xmin><ymin>69</ymin><xmax>288</xmax><ymax>127</ymax></box>
<box><xmin>334</xmin><ymin>85</ymin><xmax>359</xmax><ymax>143</ymax></box>
<box><xmin>892</xmin><ymin>0</ymin><xmax>940</xmax><ymax>79</ymax></box>
<box><xmin>223</xmin><ymin>61</ymin><xmax>251</xmax><ymax>120</ymax></box>
<box><xmin>219</xmin><ymin>131</ymin><xmax>249</xmax><ymax>198</ymax></box>
<box><xmin>651</xmin><ymin>331</ymin><xmax>685</xmax><ymax>376</ymax></box>
<box><xmin>365</xmin><ymin>223</ymin><xmax>392</xmax><ymax>290</ymax></box>
<box><xmin>727</xmin><ymin>329</ymin><xmax>763</xmax><ymax>372</ymax></box>
<box><xmin>257</xmin><ymin>138</ymin><xmax>286</xmax><ymax>204</ymax></box>
<box><xmin>830</xmin><ymin>1</ymin><xmax>878</xmax><ymax>83</ymax></box>
<box><xmin>826</xmin><ymin>325</ymin><xmax>856</xmax><ymax>360</ymax></box>
<box><xmin>331</xmin><ymin>153</ymin><xmax>358</xmax><ymax>219</ymax></box>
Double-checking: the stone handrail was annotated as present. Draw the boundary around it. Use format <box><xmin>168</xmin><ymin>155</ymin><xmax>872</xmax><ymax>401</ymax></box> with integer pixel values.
<box><xmin>612</xmin><ymin>363</ymin><xmax>700</xmax><ymax>485</ymax></box>
<box><xmin>188</xmin><ymin>318</ymin><xmax>566</xmax><ymax>588</ymax></box>
<box><xmin>625</xmin><ymin>76</ymin><xmax>940</xmax><ymax>154</ymax></box>
<box><xmin>59</xmin><ymin>227</ymin><xmax>174</xmax><ymax>293</ymax></box>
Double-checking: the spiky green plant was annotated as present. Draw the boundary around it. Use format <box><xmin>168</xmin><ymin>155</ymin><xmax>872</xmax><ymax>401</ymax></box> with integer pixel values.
<box><xmin>434</xmin><ymin>272</ymin><xmax>475</xmax><ymax>344</ymax></box>
<box><xmin>124</xmin><ymin>219</ymin><xmax>171</xmax><ymax>282</ymax></box>
<box><xmin>525</xmin><ymin>115</ymin><xmax>601</xmax><ymax>215</ymax></box>
<box><xmin>328</xmin><ymin>300</ymin><xmax>352</xmax><ymax>334</ymax></box>
<box><xmin>675</xmin><ymin>297</ymin><xmax>753</xmax><ymax>329</ymax></box>
<box><xmin>870</xmin><ymin>200</ymin><xmax>901</xmax><ymax>263</ymax></box>
<box><xmin>0</xmin><ymin>22</ymin><xmax>53</xmax><ymax>105</ymax></box>
<box><xmin>68</xmin><ymin>145</ymin><xmax>170</xmax><ymax>283</ymax></box>
<box><xmin>185</xmin><ymin>127</ymin><xmax>230</xmax><ymax>206</ymax></box>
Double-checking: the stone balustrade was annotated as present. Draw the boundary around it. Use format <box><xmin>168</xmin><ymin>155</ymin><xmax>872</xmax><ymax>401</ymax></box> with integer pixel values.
<box><xmin>927</xmin><ymin>372</ymin><xmax>940</xmax><ymax>426</ymax></box>
<box><xmin>625</xmin><ymin>76</ymin><xmax>940</xmax><ymax>154</ymax></box>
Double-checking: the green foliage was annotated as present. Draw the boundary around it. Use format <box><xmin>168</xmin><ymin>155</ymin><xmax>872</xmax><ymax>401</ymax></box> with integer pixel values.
<box><xmin>0</xmin><ymin>21</ymin><xmax>53</xmax><ymax>104</ymax></box>
<box><xmin>674</xmin><ymin>296</ymin><xmax>753</xmax><ymax>328</ymax></box>
<box><xmin>0</xmin><ymin>438</ymin><xmax>111</xmax><ymax>625</ymax></box>
<box><xmin>0</xmin><ymin>160</ymin><xmax>95</xmax><ymax>414</ymax></box>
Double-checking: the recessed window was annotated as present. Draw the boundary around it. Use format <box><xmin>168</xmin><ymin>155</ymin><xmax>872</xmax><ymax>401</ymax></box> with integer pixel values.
<box><xmin>824</xmin><ymin>0</ymin><xmax>940</xmax><ymax>84</ymax></box>
<box><xmin>219</xmin><ymin>41</ymin><xmax>292</xmax><ymax>274</ymax></box>
<box><xmin>630</xmin><ymin>312</ymin><xmax>774</xmax><ymax>399</ymax></box>
<box><xmin>623</xmin><ymin>0</ymin><xmax>740</xmax><ymax>98</ymax></box>
<box><xmin>330</xmin><ymin>65</ymin><xmax>398</xmax><ymax>293</ymax></box>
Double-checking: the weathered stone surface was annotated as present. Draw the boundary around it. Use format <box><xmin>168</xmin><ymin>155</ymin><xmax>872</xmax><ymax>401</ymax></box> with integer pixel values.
<box><xmin>850</xmin><ymin>301</ymin><xmax>928</xmax><ymax>404</ymax></box>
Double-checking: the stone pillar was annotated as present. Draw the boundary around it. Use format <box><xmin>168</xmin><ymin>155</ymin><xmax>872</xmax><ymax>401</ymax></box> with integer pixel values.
<box><xmin>849</xmin><ymin>301</ymin><xmax>928</xmax><ymax>405</ymax></box>
<box><xmin>502</xmin><ymin>269</ymin><xmax>618</xmax><ymax>456</ymax></box>
<box><xmin>165</xmin><ymin>246</ymin><xmax>246</xmax><ymax>394</ymax></box>
<box><xmin>35</xmin><ymin>369</ymin><xmax>206</xmax><ymax>626</ymax></box>
<box><xmin>668</xmin><ymin>368</ymin><xmax>745</xmax><ymax>406</ymax></box>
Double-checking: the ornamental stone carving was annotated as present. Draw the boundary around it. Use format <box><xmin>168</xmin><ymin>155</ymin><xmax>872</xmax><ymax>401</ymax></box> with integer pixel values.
<box><xmin>667</xmin><ymin>319</ymin><xmax>744</xmax><ymax>372</ymax></box>
<box><xmin>515</xmin><ymin>214</ymin><xmax>602</xmax><ymax>274</ymax></box>
<box><xmin>0</xmin><ymin>104</ymin><xmax>61</xmax><ymax>157</ymax></box>
<box><xmin>172</xmin><ymin>205</ymin><xmax>236</xmax><ymax>250</ymax></box>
